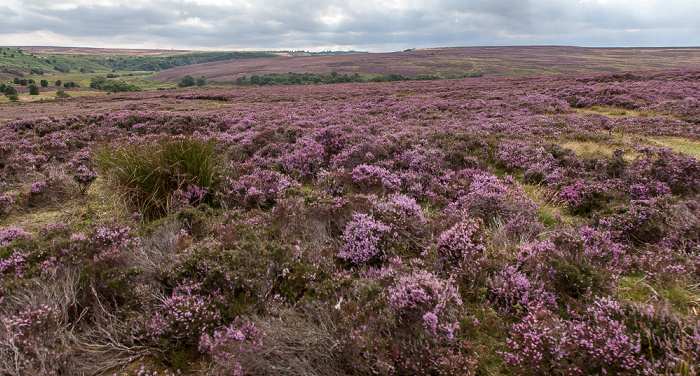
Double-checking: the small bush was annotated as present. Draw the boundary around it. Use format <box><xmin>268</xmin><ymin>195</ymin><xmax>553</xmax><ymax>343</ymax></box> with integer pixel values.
<box><xmin>338</xmin><ymin>213</ymin><xmax>393</xmax><ymax>266</ymax></box>
<box><xmin>54</xmin><ymin>91</ymin><xmax>70</xmax><ymax>99</ymax></box>
<box><xmin>437</xmin><ymin>216</ymin><xmax>487</xmax><ymax>262</ymax></box>
<box><xmin>96</xmin><ymin>136</ymin><xmax>218</xmax><ymax>219</ymax></box>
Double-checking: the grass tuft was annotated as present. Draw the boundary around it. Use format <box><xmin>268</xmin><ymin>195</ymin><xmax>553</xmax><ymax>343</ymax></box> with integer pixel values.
<box><xmin>95</xmin><ymin>136</ymin><xmax>218</xmax><ymax>219</ymax></box>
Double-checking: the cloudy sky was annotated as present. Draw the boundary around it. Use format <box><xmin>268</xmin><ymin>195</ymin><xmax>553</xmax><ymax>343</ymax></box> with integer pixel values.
<box><xmin>0</xmin><ymin>0</ymin><xmax>698</xmax><ymax>52</ymax></box>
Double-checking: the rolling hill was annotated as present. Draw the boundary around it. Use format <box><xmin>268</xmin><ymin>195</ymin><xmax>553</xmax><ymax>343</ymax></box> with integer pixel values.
<box><xmin>149</xmin><ymin>46</ymin><xmax>700</xmax><ymax>83</ymax></box>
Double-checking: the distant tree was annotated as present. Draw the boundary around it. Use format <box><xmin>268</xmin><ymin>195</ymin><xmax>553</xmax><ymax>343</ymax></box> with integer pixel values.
<box><xmin>55</xmin><ymin>79</ymin><xmax>62</xmax><ymax>87</ymax></box>
<box><xmin>90</xmin><ymin>76</ymin><xmax>107</xmax><ymax>89</ymax></box>
<box><xmin>40</xmin><ymin>79</ymin><xmax>48</xmax><ymax>87</ymax></box>
<box><xmin>178</xmin><ymin>75</ymin><xmax>196</xmax><ymax>87</ymax></box>
<box><xmin>55</xmin><ymin>90</ymin><xmax>70</xmax><ymax>99</ymax></box>
<box><xmin>19</xmin><ymin>79</ymin><xmax>28</xmax><ymax>86</ymax></box>
<box><xmin>8</xmin><ymin>94</ymin><xmax>19</xmax><ymax>101</ymax></box>
<box><xmin>27</xmin><ymin>79</ymin><xmax>35</xmax><ymax>85</ymax></box>
<box><xmin>0</xmin><ymin>84</ymin><xmax>4</xmax><ymax>93</ymax></box>
<box><xmin>250</xmin><ymin>75</ymin><xmax>261</xmax><ymax>85</ymax></box>
<box><xmin>235</xmin><ymin>76</ymin><xmax>248</xmax><ymax>85</ymax></box>
<box><xmin>196</xmin><ymin>75</ymin><xmax>206</xmax><ymax>87</ymax></box>
<box><xmin>28</xmin><ymin>84</ymin><xmax>39</xmax><ymax>95</ymax></box>
<box><xmin>4</xmin><ymin>85</ymin><xmax>18</xmax><ymax>97</ymax></box>
<box><xmin>13</xmin><ymin>78</ymin><xmax>20</xmax><ymax>85</ymax></box>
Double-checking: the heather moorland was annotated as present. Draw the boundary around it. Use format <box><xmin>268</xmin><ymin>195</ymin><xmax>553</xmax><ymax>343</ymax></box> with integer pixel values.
<box><xmin>150</xmin><ymin>46</ymin><xmax>700</xmax><ymax>82</ymax></box>
<box><xmin>1</xmin><ymin>55</ymin><xmax>700</xmax><ymax>375</ymax></box>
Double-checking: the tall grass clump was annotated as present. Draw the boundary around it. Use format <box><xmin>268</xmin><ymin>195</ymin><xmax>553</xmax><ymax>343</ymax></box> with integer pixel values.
<box><xmin>96</xmin><ymin>136</ymin><xmax>218</xmax><ymax>219</ymax></box>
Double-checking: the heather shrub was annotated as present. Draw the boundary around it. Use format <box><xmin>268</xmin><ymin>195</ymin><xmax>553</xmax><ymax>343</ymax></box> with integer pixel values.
<box><xmin>517</xmin><ymin>234</ymin><xmax>617</xmax><ymax>300</ymax></box>
<box><xmin>0</xmin><ymin>305</ymin><xmax>69</xmax><ymax>375</ymax></box>
<box><xmin>72</xmin><ymin>164</ymin><xmax>97</xmax><ymax>195</ymax></box>
<box><xmin>222</xmin><ymin>169</ymin><xmax>300</xmax><ymax>209</ymax></box>
<box><xmin>316</xmin><ymin>167</ymin><xmax>350</xmax><ymax>196</ymax></box>
<box><xmin>0</xmin><ymin>269</ymin><xmax>82</xmax><ymax>376</ymax></box>
<box><xmin>385</xmin><ymin>267</ymin><xmax>474</xmax><ymax>375</ymax></box>
<box><xmin>503</xmin><ymin>298</ymin><xmax>648</xmax><ymax>375</ymax></box>
<box><xmin>198</xmin><ymin>318</ymin><xmax>265</xmax><ymax>375</ymax></box>
<box><xmin>134</xmin><ymin>281</ymin><xmax>222</xmax><ymax>347</ymax></box>
<box><xmin>374</xmin><ymin>193</ymin><xmax>426</xmax><ymax>238</ymax></box>
<box><xmin>627</xmin><ymin>146</ymin><xmax>700</xmax><ymax>196</ymax></box>
<box><xmin>436</xmin><ymin>216</ymin><xmax>487</xmax><ymax>262</ymax></box>
<box><xmin>338</xmin><ymin>213</ymin><xmax>393</xmax><ymax>266</ymax></box>
<box><xmin>515</xmin><ymin>93</ymin><xmax>571</xmax><ymax>114</ymax></box>
<box><xmin>314</xmin><ymin>125</ymin><xmax>348</xmax><ymax>156</ymax></box>
<box><xmin>554</xmin><ymin>179</ymin><xmax>612</xmax><ymax>215</ymax></box>
<box><xmin>0</xmin><ymin>226</ymin><xmax>31</xmax><ymax>248</ymax></box>
<box><xmin>351</xmin><ymin>164</ymin><xmax>401</xmax><ymax>193</ymax></box>
<box><xmin>96</xmin><ymin>136</ymin><xmax>218</xmax><ymax>219</ymax></box>
<box><xmin>601</xmin><ymin>196</ymin><xmax>700</xmax><ymax>250</ymax></box>
<box><xmin>395</xmin><ymin>146</ymin><xmax>446</xmax><ymax>176</ymax></box>
<box><xmin>450</xmin><ymin>170</ymin><xmax>542</xmax><ymax>240</ymax></box>
<box><xmin>279</xmin><ymin>136</ymin><xmax>326</xmax><ymax>178</ymax></box>
<box><xmin>387</xmin><ymin>269</ymin><xmax>462</xmax><ymax>331</ymax></box>
<box><xmin>488</xmin><ymin>265</ymin><xmax>557</xmax><ymax>317</ymax></box>
<box><xmin>624</xmin><ymin>302</ymin><xmax>700</xmax><ymax>374</ymax></box>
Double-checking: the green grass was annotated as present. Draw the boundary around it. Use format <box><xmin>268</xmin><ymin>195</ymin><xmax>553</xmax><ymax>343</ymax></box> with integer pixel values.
<box><xmin>573</xmin><ymin>106</ymin><xmax>666</xmax><ymax>119</ymax></box>
<box><xmin>95</xmin><ymin>136</ymin><xmax>219</xmax><ymax>219</ymax></box>
<box><xmin>649</xmin><ymin>137</ymin><xmax>700</xmax><ymax>160</ymax></box>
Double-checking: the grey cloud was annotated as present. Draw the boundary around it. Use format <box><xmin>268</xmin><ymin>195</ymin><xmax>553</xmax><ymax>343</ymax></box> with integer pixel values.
<box><xmin>1</xmin><ymin>0</ymin><xmax>698</xmax><ymax>51</ymax></box>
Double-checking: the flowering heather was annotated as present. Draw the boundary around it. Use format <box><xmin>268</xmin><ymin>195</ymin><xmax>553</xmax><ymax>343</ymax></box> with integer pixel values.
<box><xmin>339</xmin><ymin>213</ymin><xmax>393</xmax><ymax>266</ymax></box>
<box><xmin>351</xmin><ymin>163</ymin><xmax>401</xmax><ymax>193</ymax></box>
<box><xmin>0</xmin><ymin>67</ymin><xmax>699</xmax><ymax>374</ymax></box>
<box><xmin>503</xmin><ymin>298</ymin><xmax>648</xmax><ymax>375</ymax></box>
<box><xmin>437</xmin><ymin>216</ymin><xmax>487</xmax><ymax>262</ymax></box>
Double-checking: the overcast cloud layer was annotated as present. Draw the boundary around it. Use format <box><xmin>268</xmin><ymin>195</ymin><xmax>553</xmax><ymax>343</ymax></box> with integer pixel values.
<box><xmin>1</xmin><ymin>0</ymin><xmax>698</xmax><ymax>52</ymax></box>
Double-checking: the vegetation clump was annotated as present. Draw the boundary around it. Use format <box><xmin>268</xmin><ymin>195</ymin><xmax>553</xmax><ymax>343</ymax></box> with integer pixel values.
<box><xmin>96</xmin><ymin>136</ymin><xmax>218</xmax><ymax>219</ymax></box>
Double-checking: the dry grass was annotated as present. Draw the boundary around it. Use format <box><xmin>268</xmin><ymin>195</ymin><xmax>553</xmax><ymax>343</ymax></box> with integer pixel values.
<box><xmin>205</xmin><ymin>306</ymin><xmax>344</xmax><ymax>376</ymax></box>
<box><xmin>649</xmin><ymin>137</ymin><xmax>700</xmax><ymax>160</ymax></box>
<box><xmin>559</xmin><ymin>140</ymin><xmax>617</xmax><ymax>158</ymax></box>
<box><xmin>573</xmin><ymin>106</ymin><xmax>667</xmax><ymax>119</ymax></box>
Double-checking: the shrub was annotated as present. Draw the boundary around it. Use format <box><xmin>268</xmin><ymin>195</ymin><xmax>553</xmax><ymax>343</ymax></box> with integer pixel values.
<box><xmin>222</xmin><ymin>169</ymin><xmax>300</xmax><ymax>209</ymax></box>
<box><xmin>4</xmin><ymin>85</ymin><xmax>18</xmax><ymax>97</ymax></box>
<box><xmin>503</xmin><ymin>298</ymin><xmax>648</xmax><ymax>375</ymax></box>
<box><xmin>338</xmin><ymin>213</ymin><xmax>393</xmax><ymax>266</ymax></box>
<box><xmin>351</xmin><ymin>164</ymin><xmax>401</xmax><ymax>193</ymax></box>
<box><xmin>54</xmin><ymin>91</ymin><xmax>70</xmax><ymax>99</ymax></box>
<box><xmin>488</xmin><ymin>265</ymin><xmax>557</xmax><ymax>316</ymax></box>
<box><xmin>95</xmin><ymin>136</ymin><xmax>218</xmax><ymax>219</ymax></box>
<box><xmin>28</xmin><ymin>84</ymin><xmax>39</xmax><ymax>95</ymax></box>
<box><xmin>375</xmin><ymin>193</ymin><xmax>426</xmax><ymax>238</ymax></box>
<box><xmin>437</xmin><ymin>216</ymin><xmax>487</xmax><ymax>262</ymax></box>
<box><xmin>72</xmin><ymin>165</ymin><xmax>97</xmax><ymax>195</ymax></box>
<box><xmin>178</xmin><ymin>75</ymin><xmax>196</xmax><ymax>87</ymax></box>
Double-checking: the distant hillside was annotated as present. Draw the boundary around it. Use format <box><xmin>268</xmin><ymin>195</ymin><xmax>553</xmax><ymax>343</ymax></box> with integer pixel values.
<box><xmin>0</xmin><ymin>47</ymin><xmax>277</xmax><ymax>80</ymax></box>
<box><xmin>110</xmin><ymin>51</ymin><xmax>277</xmax><ymax>71</ymax></box>
<box><xmin>149</xmin><ymin>46</ymin><xmax>700</xmax><ymax>83</ymax></box>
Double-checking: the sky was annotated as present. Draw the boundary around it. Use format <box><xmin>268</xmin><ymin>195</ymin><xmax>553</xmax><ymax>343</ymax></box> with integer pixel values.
<box><xmin>0</xmin><ymin>0</ymin><xmax>698</xmax><ymax>52</ymax></box>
